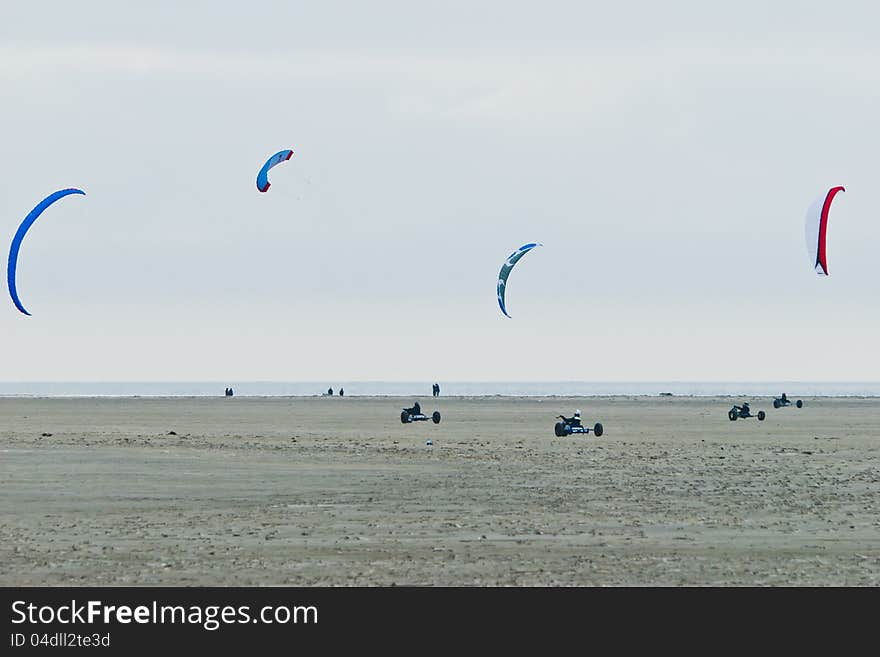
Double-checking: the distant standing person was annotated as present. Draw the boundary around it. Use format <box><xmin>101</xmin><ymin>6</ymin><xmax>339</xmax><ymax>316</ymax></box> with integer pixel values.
<box><xmin>339</xmin><ymin>387</ymin><xmax>344</xmax><ymax>397</ymax></box>
<box><xmin>327</xmin><ymin>387</ymin><xmax>333</xmax><ymax>396</ymax></box>
<box><xmin>434</xmin><ymin>383</ymin><xmax>440</xmax><ymax>397</ymax></box>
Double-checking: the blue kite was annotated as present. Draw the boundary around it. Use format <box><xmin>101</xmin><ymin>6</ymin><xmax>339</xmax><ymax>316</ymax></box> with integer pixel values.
<box><xmin>7</xmin><ymin>188</ymin><xmax>86</xmax><ymax>316</ymax></box>
<box><xmin>256</xmin><ymin>149</ymin><xmax>294</xmax><ymax>192</ymax></box>
<box><xmin>496</xmin><ymin>242</ymin><xmax>542</xmax><ymax>318</ymax></box>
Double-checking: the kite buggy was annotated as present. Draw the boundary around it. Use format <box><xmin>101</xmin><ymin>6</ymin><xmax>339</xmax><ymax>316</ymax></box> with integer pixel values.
<box><xmin>773</xmin><ymin>393</ymin><xmax>803</xmax><ymax>409</ymax></box>
<box><xmin>400</xmin><ymin>402</ymin><xmax>441</xmax><ymax>424</ymax></box>
<box><xmin>728</xmin><ymin>403</ymin><xmax>765</xmax><ymax>421</ymax></box>
<box><xmin>554</xmin><ymin>410</ymin><xmax>603</xmax><ymax>437</ymax></box>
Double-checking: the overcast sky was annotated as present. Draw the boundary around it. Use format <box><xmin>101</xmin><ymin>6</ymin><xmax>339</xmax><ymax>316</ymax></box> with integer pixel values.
<box><xmin>1</xmin><ymin>1</ymin><xmax>879</xmax><ymax>382</ymax></box>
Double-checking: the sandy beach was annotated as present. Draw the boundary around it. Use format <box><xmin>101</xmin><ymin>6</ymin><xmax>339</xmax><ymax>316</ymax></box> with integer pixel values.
<box><xmin>1</xmin><ymin>395</ymin><xmax>878</xmax><ymax>586</ymax></box>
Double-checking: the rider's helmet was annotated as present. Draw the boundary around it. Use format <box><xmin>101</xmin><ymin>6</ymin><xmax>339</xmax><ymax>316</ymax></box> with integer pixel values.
<box><xmin>574</xmin><ymin>409</ymin><xmax>581</xmax><ymax>418</ymax></box>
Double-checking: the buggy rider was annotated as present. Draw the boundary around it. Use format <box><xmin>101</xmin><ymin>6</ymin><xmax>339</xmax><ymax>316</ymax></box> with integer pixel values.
<box><xmin>560</xmin><ymin>409</ymin><xmax>582</xmax><ymax>426</ymax></box>
<box><xmin>405</xmin><ymin>401</ymin><xmax>422</xmax><ymax>416</ymax></box>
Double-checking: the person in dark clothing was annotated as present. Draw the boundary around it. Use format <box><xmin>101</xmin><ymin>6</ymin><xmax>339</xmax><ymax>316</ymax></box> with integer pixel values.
<box><xmin>405</xmin><ymin>401</ymin><xmax>422</xmax><ymax>416</ymax></box>
<box><xmin>559</xmin><ymin>410</ymin><xmax>582</xmax><ymax>426</ymax></box>
<box><xmin>339</xmin><ymin>388</ymin><xmax>344</xmax><ymax>397</ymax></box>
<box><xmin>327</xmin><ymin>387</ymin><xmax>333</xmax><ymax>396</ymax></box>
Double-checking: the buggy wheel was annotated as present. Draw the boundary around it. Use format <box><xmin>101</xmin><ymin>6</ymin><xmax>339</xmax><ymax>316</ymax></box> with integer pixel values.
<box><xmin>773</xmin><ymin>399</ymin><xmax>780</xmax><ymax>409</ymax></box>
<box><xmin>796</xmin><ymin>400</ymin><xmax>803</xmax><ymax>408</ymax></box>
<box><xmin>593</xmin><ymin>422</ymin><xmax>603</xmax><ymax>437</ymax></box>
<box><xmin>757</xmin><ymin>411</ymin><xmax>766</xmax><ymax>421</ymax></box>
<box><xmin>432</xmin><ymin>411</ymin><xmax>441</xmax><ymax>424</ymax></box>
<box><xmin>400</xmin><ymin>411</ymin><xmax>411</xmax><ymax>424</ymax></box>
<box><xmin>554</xmin><ymin>422</ymin><xmax>566</xmax><ymax>437</ymax></box>
<box><xmin>728</xmin><ymin>410</ymin><xmax>737</xmax><ymax>421</ymax></box>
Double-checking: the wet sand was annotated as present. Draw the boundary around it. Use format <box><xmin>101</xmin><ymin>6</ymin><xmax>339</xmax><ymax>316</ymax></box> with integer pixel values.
<box><xmin>1</xmin><ymin>395</ymin><xmax>878</xmax><ymax>585</ymax></box>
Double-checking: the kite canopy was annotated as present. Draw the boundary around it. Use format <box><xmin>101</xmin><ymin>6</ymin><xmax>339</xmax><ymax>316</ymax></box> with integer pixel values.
<box><xmin>805</xmin><ymin>186</ymin><xmax>845</xmax><ymax>276</ymax></box>
<box><xmin>256</xmin><ymin>149</ymin><xmax>294</xmax><ymax>192</ymax></box>
<box><xmin>497</xmin><ymin>243</ymin><xmax>541</xmax><ymax>318</ymax></box>
<box><xmin>7</xmin><ymin>188</ymin><xmax>86</xmax><ymax>316</ymax></box>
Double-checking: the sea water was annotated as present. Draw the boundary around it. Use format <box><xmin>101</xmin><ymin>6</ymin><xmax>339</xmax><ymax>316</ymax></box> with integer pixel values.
<box><xmin>1</xmin><ymin>381</ymin><xmax>880</xmax><ymax>397</ymax></box>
